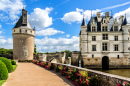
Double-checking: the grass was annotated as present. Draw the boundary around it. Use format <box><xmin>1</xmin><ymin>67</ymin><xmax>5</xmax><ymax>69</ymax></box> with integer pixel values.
<box><xmin>0</xmin><ymin>64</ymin><xmax>17</xmax><ymax>86</ymax></box>
<box><xmin>0</xmin><ymin>80</ymin><xmax>6</xmax><ymax>86</ymax></box>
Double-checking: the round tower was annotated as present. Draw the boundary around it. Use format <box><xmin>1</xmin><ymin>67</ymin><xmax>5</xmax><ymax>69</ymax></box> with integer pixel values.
<box><xmin>12</xmin><ymin>8</ymin><xmax>35</xmax><ymax>60</ymax></box>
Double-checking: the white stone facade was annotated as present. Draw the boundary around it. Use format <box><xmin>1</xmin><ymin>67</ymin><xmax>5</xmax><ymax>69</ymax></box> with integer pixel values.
<box><xmin>79</xmin><ymin>12</ymin><xmax>130</xmax><ymax>68</ymax></box>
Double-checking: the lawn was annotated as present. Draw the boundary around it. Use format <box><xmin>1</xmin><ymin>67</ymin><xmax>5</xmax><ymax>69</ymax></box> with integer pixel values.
<box><xmin>0</xmin><ymin>80</ymin><xmax>6</xmax><ymax>86</ymax></box>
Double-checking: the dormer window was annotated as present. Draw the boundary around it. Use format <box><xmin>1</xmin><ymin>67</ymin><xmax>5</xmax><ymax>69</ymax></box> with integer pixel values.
<box><xmin>114</xmin><ymin>26</ymin><xmax>118</xmax><ymax>31</ymax></box>
<box><xmin>102</xmin><ymin>26</ymin><xmax>107</xmax><ymax>31</ymax></box>
<box><xmin>92</xmin><ymin>26</ymin><xmax>96</xmax><ymax>31</ymax></box>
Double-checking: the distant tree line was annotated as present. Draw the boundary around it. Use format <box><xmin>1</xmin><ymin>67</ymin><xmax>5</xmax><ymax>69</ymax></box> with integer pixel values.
<box><xmin>0</xmin><ymin>48</ymin><xmax>13</xmax><ymax>54</ymax></box>
<box><xmin>42</xmin><ymin>50</ymin><xmax>72</xmax><ymax>57</ymax></box>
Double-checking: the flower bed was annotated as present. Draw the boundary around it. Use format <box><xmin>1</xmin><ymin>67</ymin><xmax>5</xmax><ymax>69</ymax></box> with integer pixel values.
<box><xmin>18</xmin><ymin>60</ymin><xmax>32</xmax><ymax>62</ymax></box>
<box><xmin>32</xmin><ymin>60</ymin><xmax>100</xmax><ymax>86</ymax></box>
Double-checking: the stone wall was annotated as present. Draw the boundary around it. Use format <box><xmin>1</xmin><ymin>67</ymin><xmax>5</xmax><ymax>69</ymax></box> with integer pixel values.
<box><xmin>42</xmin><ymin>61</ymin><xmax>130</xmax><ymax>86</ymax></box>
<box><xmin>71</xmin><ymin>51</ymin><xmax>80</xmax><ymax>66</ymax></box>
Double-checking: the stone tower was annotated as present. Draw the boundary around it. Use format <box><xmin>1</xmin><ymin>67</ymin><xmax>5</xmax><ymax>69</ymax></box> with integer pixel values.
<box><xmin>12</xmin><ymin>8</ymin><xmax>35</xmax><ymax>60</ymax></box>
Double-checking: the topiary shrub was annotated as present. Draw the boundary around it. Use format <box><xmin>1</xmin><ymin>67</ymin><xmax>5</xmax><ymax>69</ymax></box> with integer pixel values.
<box><xmin>0</xmin><ymin>57</ymin><xmax>13</xmax><ymax>73</ymax></box>
<box><xmin>0</xmin><ymin>60</ymin><xmax>8</xmax><ymax>80</ymax></box>
<box><xmin>11</xmin><ymin>60</ymin><xmax>16</xmax><ymax>65</ymax></box>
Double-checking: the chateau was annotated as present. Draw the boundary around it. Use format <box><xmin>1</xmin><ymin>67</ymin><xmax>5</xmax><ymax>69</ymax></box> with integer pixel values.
<box><xmin>12</xmin><ymin>8</ymin><xmax>35</xmax><ymax>60</ymax></box>
<box><xmin>79</xmin><ymin>12</ymin><xmax>130</xmax><ymax>69</ymax></box>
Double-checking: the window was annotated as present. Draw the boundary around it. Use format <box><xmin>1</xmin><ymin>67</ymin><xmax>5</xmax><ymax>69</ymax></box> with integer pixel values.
<box><xmin>104</xmin><ymin>20</ymin><xmax>106</xmax><ymax>23</ymax></box>
<box><xmin>102</xmin><ymin>34</ymin><xmax>108</xmax><ymax>40</ymax></box>
<box><xmin>92</xmin><ymin>26</ymin><xmax>96</xmax><ymax>31</ymax></box>
<box><xmin>102</xmin><ymin>43</ymin><xmax>107</xmax><ymax>51</ymax></box>
<box><xmin>115</xmin><ymin>36</ymin><xmax>118</xmax><ymax>41</ymax></box>
<box><xmin>92</xmin><ymin>45</ymin><xmax>96</xmax><ymax>51</ymax></box>
<box><xmin>92</xmin><ymin>54</ymin><xmax>94</xmax><ymax>58</ymax></box>
<box><xmin>30</xmin><ymin>31</ymin><xmax>32</xmax><ymax>33</ymax></box>
<box><xmin>20</xmin><ymin>29</ymin><xmax>21</xmax><ymax>33</ymax></box>
<box><xmin>114</xmin><ymin>26</ymin><xmax>118</xmax><ymax>31</ymax></box>
<box><xmin>117</xmin><ymin>55</ymin><xmax>119</xmax><ymax>59</ymax></box>
<box><xmin>115</xmin><ymin>45</ymin><xmax>118</xmax><ymax>51</ymax></box>
<box><xmin>87</xmin><ymin>59</ymin><xmax>90</xmax><ymax>61</ymax></box>
<box><xmin>14</xmin><ymin>29</ymin><xmax>15</xmax><ymax>32</ymax></box>
<box><xmin>92</xmin><ymin>36</ymin><xmax>96</xmax><ymax>41</ymax></box>
<box><xmin>102</xmin><ymin>26</ymin><xmax>107</xmax><ymax>31</ymax></box>
<box><xmin>25</xmin><ymin>30</ymin><xmax>27</xmax><ymax>33</ymax></box>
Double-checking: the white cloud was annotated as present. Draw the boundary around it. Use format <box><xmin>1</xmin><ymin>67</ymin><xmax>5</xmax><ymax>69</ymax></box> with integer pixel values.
<box><xmin>28</xmin><ymin>7</ymin><xmax>53</xmax><ymax>29</ymax></box>
<box><xmin>36</xmin><ymin>28</ymin><xmax>64</xmax><ymax>36</ymax></box>
<box><xmin>0</xmin><ymin>38</ymin><xmax>13</xmax><ymax>49</ymax></box>
<box><xmin>66</xmin><ymin>34</ymin><xmax>70</xmax><ymax>37</ymax></box>
<box><xmin>114</xmin><ymin>7</ymin><xmax>130</xmax><ymax>23</ymax></box>
<box><xmin>101</xmin><ymin>1</ymin><xmax>130</xmax><ymax>11</ymax></box>
<box><xmin>35</xmin><ymin>36</ymin><xmax>79</xmax><ymax>52</ymax></box>
<box><xmin>0</xmin><ymin>0</ymin><xmax>23</xmax><ymax>20</ymax></box>
<box><xmin>0</xmin><ymin>24</ymin><xmax>1</xmax><ymax>29</ymax></box>
<box><xmin>61</xmin><ymin>8</ymin><xmax>101</xmax><ymax>24</ymax></box>
<box><xmin>0</xmin><ymin>31</ymin><xmax>2</xmax><ymax>34</ymax></box>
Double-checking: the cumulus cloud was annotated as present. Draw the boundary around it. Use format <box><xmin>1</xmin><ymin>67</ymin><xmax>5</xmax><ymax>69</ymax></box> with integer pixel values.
<box><xmin>0</xmin><ymin>31</ymin><xmax>2</xmax><ymax>34</ymax></box>
<box><xmin>114</xmin><ymin>7</ymin><xmax>130</xmax><ymax>23</ymax></box>
<box><xmin>66</xmin><ymin>34</ymin><xmax>70</xmax><ymax>37</ymax></box>
<box><xmin>36</xmin><ymin>28</ymin><xmax>64</xmax><ymax>36</ymax></box>
<box><xmin>61</xmin><ymin>8</ymin><xmax>101</xmax><ymax>24</ymax></box>
<box><xmin>0</xmin><ymin>38</ymin><xmax>13</xmax><ymax>49</ymax></box>
<box><xmin>28</xmin><ymin>7</ymin><xmax>53</xmax><ymax>29</ymax></box>
<box><xmin>0</xmin><ymin>0</ymin><xmax>23</xmax><ymax>20</ymax></box>
<box><xmin>35</xmin><ymin>36</ymin><xmax>79</xmax><ymax>52</ymax></box>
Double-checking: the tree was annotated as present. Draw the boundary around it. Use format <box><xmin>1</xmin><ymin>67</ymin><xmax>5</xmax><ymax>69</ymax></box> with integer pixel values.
<box><xmin>34</xmin><ymin>44</ymin><xmax>37</xmax><ymax>54</ymax></box>
<box><xmin>61</xmin><ymin>50</ymin><xmax>72</xmax><ymax>57</ymax></box>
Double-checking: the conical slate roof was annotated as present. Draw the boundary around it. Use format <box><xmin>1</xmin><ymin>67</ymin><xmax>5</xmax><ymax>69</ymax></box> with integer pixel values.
<box><xmin>14</xmin><ymin>9</ymin><xmax>33</xmax><ymax>29</ymax></box>
<box><xmin>81</xmin><ymin>17</ymin><xmax>86</xmax><ymax>26</ymax></box>
<box><xmin>122</xmin><ymin>15</ymin><xmax>127</xmax><ymax>25</ymax></box>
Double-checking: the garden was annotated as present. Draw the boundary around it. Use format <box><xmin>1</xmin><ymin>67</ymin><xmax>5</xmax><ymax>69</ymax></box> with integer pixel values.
<box><xmin>0</xmin><ymin>57</ymin><xmax>17</xmax><ymax>86</ymax></box>
<box><xmin>32</xmin><ymin>60</ymin><xmax>100</xmax><ymax>86</ymax></box>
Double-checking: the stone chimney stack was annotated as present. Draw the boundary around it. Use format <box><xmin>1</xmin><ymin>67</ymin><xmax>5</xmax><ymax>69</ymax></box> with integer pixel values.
<box><xmin>97</xmin><ymin>12</ymin><xmax>101</xmax><ymax>22</ymax></box>
<box><xmin>105</xmin><ymin>12</ymin><xmax>109</xmax><ymax>17</ymax></box>
<box><xmin>119</xmin><ymin>15</ymin><xmax>124</xmax><ymax>25</ymax></box>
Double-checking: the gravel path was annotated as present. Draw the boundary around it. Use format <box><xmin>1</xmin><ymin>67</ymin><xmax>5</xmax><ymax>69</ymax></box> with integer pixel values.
<box><xmin>3</xmin><ymin>63</ymin><xmax>74</xmax><ymax>86</ymax></box>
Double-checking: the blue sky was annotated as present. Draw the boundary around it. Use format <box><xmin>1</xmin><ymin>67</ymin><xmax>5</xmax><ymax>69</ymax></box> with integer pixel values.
<box><xmin>0</xmin><ymin>0</ymin><xmax>130</xmax><ymax>53</ymax></box>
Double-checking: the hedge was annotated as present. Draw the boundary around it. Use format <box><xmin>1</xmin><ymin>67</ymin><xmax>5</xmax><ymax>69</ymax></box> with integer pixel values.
<box><xmin>11</xmin><ymin>60</ymin><xmax>16</xmax><ymax>65</ymax></box>
<box><xmin>0</xmin><ymin>57</ymin><xmax>13</xmax><ymax>73</ymax></box>
<box><xmin>0</xmin><ymin>60</ymin><xmax>8</xmax><ymax>80</ymax></box>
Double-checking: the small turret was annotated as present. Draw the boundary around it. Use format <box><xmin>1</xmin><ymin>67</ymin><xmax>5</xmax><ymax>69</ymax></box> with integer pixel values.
<box><xmin>122</xmin><ymin>14</ymin><xmax>127</xmax><ymax>25</ymax></box>
<box><xmin>81</xmin><ymin>14</ymin><xmax>87</xmax><ymax>26</ymax></box>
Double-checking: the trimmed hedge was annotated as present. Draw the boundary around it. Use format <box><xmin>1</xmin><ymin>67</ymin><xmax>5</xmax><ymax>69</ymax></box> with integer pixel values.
<box><xmin>0</xmin><ymin>60</ymin><xmax>8</xmax><ymax>80</ymax></box>
<box><xmin>0</xmin><ymin>57</ymin><xmax>13</xmax><ymax>73</ymax></box>
<box><xmin>11</xmin><ymin>60</ymin><xmax>16</xmax><ymax>65</ymax></box>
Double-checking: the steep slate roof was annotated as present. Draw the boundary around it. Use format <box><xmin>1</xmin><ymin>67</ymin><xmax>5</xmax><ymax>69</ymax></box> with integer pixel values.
<box><xmin>122</xmin><ymin>16</ymin><xmax>127</xmax><ymax>25</ymax></box>
<box><xmin>14</xmin><ymin>9</ymin><xmax>33</xmax><ymax>29</ymax></box>
<box><xmin>81</xmin><ymin>17</ymin><xmax>86</xmax><ymax>26</ymax></box>
<box><xmin>86</xmin><ymin>16</ymin><xmax>123</xmax><ymax>32</ymax></box>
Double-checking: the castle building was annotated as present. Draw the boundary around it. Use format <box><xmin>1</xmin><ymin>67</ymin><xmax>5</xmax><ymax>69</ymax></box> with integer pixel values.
<box><xmin>12</xmin><ymin>8</ymin><xmax>35</xmax><ymax>60</ymax></box>
<box><xmin>79</xmin><ymin>12</ymin><xmax>130</xmax><ymax>69</ymax></box>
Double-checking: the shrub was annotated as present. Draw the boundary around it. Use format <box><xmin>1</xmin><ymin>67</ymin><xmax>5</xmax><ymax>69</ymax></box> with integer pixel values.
<box><xmin>0</xmin><ymin>60</ymin><xmax>8</xmax><ymax>80</ymax></box>
<box><xmin>0</xmin><ymin>57</ymin><xmax>13</xmax><ymax>73</ymax></box>
<box><xmin>11</xmin><ymin>60</ymin><xmax>16</xmax><ymax>65</ymax></box>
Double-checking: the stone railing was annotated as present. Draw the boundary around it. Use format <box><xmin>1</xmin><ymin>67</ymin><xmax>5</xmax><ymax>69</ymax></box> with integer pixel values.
<box><xmin>39</xmin><ymin>61</ymin><xmax>130</xmax><ymax>86</ymax></box>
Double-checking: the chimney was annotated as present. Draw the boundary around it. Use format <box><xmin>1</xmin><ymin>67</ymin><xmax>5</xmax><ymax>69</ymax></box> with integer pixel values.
<box><xmin>105</xmin><ymin>12</ymin><xmax>109</xmax><ymax>17</ymax></box>
<box><xmin>119</xmin><ymin>15</ymin><xmax>124</xmax><ymax>25</ymax></box>
<box><xmin>97</xmin><ymin>12</ymin><xmax>101</xmax><ymax>22</ymax></box>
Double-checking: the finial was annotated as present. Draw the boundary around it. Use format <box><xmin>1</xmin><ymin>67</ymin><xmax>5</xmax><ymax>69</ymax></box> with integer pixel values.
<box><xmin>111</xmin><ymin>10</ymin><xmax>113</xmax><ymax>17</ymax></box>
<box><xmin>83</xmin><ymin>13</ymin><xmax>85</xmax><ymax>18</ymax></box>
<box><xmin>91</xmin><ymin>10</ymin><xmax>92</xmax><ymax>18</ymax></box>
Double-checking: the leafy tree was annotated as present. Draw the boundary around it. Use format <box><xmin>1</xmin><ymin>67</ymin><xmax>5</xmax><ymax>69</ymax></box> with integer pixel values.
<box><xmin>34</xmin><ymin>44</ymin><xmax>37</xmax><ymax>54</ymax></box>
<box><xmin>61</xmin><ymin>50</ymin><xmax>72</xmax><ymax>57</ymax></box>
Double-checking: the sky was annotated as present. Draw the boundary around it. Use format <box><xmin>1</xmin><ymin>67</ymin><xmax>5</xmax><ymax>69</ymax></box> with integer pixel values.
<box><xmin>0</xmin><ymin>0</ymin><xmax>130</xmax><ymax>53</ymax></box>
